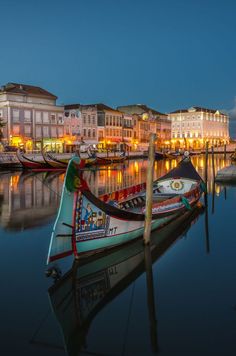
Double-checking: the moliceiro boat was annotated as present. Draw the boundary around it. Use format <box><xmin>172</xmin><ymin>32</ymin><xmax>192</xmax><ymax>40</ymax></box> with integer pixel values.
<box><xmin>47</xmin><ymin>155</ymin><xmax>204</xmax><ymax>263</ymax></box>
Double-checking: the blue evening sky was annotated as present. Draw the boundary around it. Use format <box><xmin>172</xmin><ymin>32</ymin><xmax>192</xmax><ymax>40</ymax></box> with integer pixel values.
<box><xmin>1</xmin><ymin>0</ymin><xmax>236</xmax><ymax>123</ymax></box>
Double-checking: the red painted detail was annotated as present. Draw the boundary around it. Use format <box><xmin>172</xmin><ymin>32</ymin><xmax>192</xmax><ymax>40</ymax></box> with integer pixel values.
<box><xmin>72</xmin><ymin>191</ymin><xmax>79</xmax><ymax>258</ymax></box>
<box><xmin>48</xmin><ymin>250</ymin><xmax>73</xmax><ymax>262</ymax></box>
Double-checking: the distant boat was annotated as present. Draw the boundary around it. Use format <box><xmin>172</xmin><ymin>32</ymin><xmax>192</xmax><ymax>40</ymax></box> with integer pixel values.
<box><xmin>47</xmin><ymin>155</ymin><xmax>204</xmax><ymax>263</ymax></box>
<box><xmin>47</xmin><ymin>202</ymin><xmax>204</xmax><ymax>355</ymax></box>
<box><xmin>154</xmin><ymin>151</ymin><xmax>165</xmax><ymax>160</ymax></box>
<box><xmin>96</xmin><ymin>151</ymin><xmax>126</xmax><ymax>164</ymax></box>
<box><xmin>16</xmin><ymin>150</ymin><xmax>51</xmax><ymax>170</ymax></box>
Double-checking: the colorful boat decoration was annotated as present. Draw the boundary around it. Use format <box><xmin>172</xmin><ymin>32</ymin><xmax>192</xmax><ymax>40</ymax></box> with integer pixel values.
<box><xmin>16</xmin><ymin>150</ymin><xmax>52</xmax><ymax>170</ymax></box>
<box><xmin>47</xmin><ymin>154</ymin><xmax>204</xmax><ymax>263</ymax></box>
<box><xmin>47</xmin><ymin>203</ymin><xmax>204</xmax><ymax>355</ymax></box>
<box><xmin>42</xmin><ymin>149</ymin><xmax>96</xmax><ymax>168</ymax></box>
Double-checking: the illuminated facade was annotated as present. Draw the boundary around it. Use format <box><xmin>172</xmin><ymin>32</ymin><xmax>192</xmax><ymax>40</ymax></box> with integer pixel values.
<box><xmin>64</xmin><ymin>104</ymin><xmax>98</xmax><ymax>151</ymax></box>
<box><xmin>0</xmin><ymin>82</ymin><xmax>64</xmax><ymax>152</ymax></box>
<box><xmin>117</xmin><ymin>104</ymin><xmax>171</xmax><ymax>150</ymax></box>
<box><xmin>168</xmin><ymin>106</ymin><xmax>230</xmax><ymax>150</ymax></box>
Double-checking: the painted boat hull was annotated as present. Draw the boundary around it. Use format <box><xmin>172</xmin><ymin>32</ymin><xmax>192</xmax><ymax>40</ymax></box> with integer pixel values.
<box><xmin>47</xmin><ymin>157</ymin><xmax>203</xmax><ymax>263</ymax></box>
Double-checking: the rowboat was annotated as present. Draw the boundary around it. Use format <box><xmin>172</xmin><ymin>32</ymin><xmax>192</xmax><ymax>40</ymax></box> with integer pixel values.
<box><xmin>16</xmin><ymin>150</ymin><xmax>51</xmax><ymax>170</ymax></box>
<box><xmin>47</xmin><ymin>154</ymin><xmax>204</xmax><ymax>263</ymax></box>
<box><xmin>47</xmin><ymin>203</ymin><xmax>204</xmax><ymax>355</ymax></box>
<box><xmin>42</xmin><ymin>149</ymin><xmax>96</xmax><ymax>168</ymax></box>
<box><xmin>96</xmin><ymin>151</ymin><xmax>126</xmax><ymax>165</ymax></box>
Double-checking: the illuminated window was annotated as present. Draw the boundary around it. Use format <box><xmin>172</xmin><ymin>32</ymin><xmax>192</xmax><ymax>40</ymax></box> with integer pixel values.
<box><xmin>12</xmin><ymin>124</ymin><xmax>20</xmax><ymax>135</ymax></box>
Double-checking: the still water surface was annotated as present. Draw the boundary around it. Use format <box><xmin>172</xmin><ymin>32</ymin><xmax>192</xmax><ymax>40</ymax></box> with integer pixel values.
<box><xmin>0</xmin><ymin>155</ymin><xmax>236</xmax><ymax>356</ymax></box>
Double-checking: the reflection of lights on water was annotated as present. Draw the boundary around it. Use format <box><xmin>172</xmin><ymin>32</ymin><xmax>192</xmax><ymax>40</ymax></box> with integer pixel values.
<box><xmin>107</xmin><ymin>168</ymin><xmax>111</xmax><ymax>178</ymax></box>
<box><xmin>165</xmin><ymin>160</ymin><xmax>170</xmax><ymax>171</ymax></box>
<box><xmin>134</xmin><ymin>161</ymin><xmax>139</xmax><ymax>174</ymax></box>
<box><xmin>199</xmin><ymin>158</ymin><xmax>204</xmax><ymax>169</ymax></box>
<box><xmin>117</xmin><ymin>171</ymin><xmax>122</xmax><ymax>184</ymax></box>
<box><xmin>215</xmin><ymin>184</ymin><xmax>220</xmax><ymax>196</ymax></box>
<box><xmin>172</xmin><ymin>160</ymin><xmax>177</xmax><ymax>168</ymax></box>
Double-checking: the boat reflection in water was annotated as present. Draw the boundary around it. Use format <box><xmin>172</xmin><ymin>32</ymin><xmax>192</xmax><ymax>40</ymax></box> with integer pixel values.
<box><xmin>48</xmin><ymin>203</ymin><xmax>204</xmax><ymax>356</ymax></box>
<box><xmin>0</xmin><ymin>170</ymin><xmax>64</xmax><ymax>230</ymax></box>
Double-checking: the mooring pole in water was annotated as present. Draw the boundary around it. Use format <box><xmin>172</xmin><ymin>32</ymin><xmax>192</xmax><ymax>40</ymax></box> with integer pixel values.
<box><xmin>211</xmin><ymin>145</ymin><xmax>215</xmax><ymax>182</ymax></box>
<box><xmin>204</xmin><ymin>142</ymin><xmax>209</xmax><ymax>190</ymax></box>
<box><xmin>224</xmin><ymin>144</ymin><xmax>226</xmax><ymax>160</ymax></box>
<box><xmin>143</xmin><ymin>133</ymin><xmax>156</xmax><ymax>245</ymax></box>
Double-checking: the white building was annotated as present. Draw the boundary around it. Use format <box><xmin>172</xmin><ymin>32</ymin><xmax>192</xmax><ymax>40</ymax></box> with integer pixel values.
<box><xmin>0</xmin><ymin>82</ymin><xmax>64</xmax><ymax>152</ymax></box>
<box><xmin>168</xmin><ymin>106</ymin><xmax>230</xmax><ymax>150</ymax></box>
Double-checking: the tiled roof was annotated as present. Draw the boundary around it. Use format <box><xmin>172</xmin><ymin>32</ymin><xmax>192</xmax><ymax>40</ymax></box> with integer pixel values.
<box><xmin>0</xmin><ymin>82</ymin><xmax>57</xmax><ymax>99</ymax></box>
<box><xmin>64</xmin><ymin>103</ymin><xmax>123</xmax><ymax>114</ymax></box>
<box><xmin>117</xmin><ymin>104</ymin><xmax>167</xmax><ymax>116</ymax></box>
<box><xmin>64</xmin><ymin>103</ymin><xmax>80</xmax><ymax>110</ymax></box>
<box><xmin>170</xmin><ymin>106</ymin><xmax>227</xmax><ymax>115</ymax></box>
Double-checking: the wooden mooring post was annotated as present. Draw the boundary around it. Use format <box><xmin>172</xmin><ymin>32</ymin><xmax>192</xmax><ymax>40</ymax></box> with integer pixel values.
<box><xmin>211</xmin><ymin>145</ymin><xmax>215</xmax><ymax>182</ymax></box>
<box><xmin>143</xmin><ymin>133</ymin><xmax>156</xmax><ymax>244</ymax></box>
<box><xmin>204</xmin><ymin>142</ymin><xmax>209</xmax><ymax>191</ymax></box>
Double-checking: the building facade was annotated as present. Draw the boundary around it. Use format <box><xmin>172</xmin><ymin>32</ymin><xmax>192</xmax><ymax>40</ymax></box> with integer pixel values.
<box><xmin>0</xmin><ymin>82</ymin><xmax>64</xmax><ymax>152</ymax></box>
<box><xmin>168</xmin><ymin>106</ymin><xmax>230</xmax><ymax>150</ymax></box>
<box><xmin>64</xmin><ymin>104</ymin><xmax>98</xmax><ymax>151</ymax></box>
<box><xmin>117</xmin><ymin>104</ymin><xmax>171</xmax><ymax>151</ymax></box>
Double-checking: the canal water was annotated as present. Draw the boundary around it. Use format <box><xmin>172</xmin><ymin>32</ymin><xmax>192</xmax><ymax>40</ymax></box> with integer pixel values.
<box><xmin>0</xmin><ymin>155</ymin><xmax>236</xmax><ymax>356</ymax></box>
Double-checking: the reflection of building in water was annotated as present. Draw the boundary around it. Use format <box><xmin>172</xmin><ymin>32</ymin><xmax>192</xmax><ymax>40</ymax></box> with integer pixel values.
<box><xmin>0</xmin><ymin>171</ymin><xmax>64</xmax><ymax>230</ymax></box>
<box><xmin>84</xmin><ymin>156</ymin><xmax>232</xmax><ymax>197</ymax></box>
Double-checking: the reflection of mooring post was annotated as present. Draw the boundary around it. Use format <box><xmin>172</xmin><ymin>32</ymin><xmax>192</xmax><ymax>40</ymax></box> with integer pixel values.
<box><xmin>143</xmin><ymin>133</ymin><xmax>156</xmax><ymax>244</ymax></box>
<box><xmin>144</xmin><ymin>244</ymin><xmax>158</xmax><ymax>353</ymax></box>
<box><xmin>224</xmin><ymin>144</ymin><xmax>226</xmax><ymax>160</ymax></box>
<box><xmin>204</xmin><ymin>142</ymin><xmax>210</xmax><ymax>253</ymax></box>
<box><xmin>204</xmin><ymin>192</ymin><xmax>210</xmax><ymax>254</ymax></box>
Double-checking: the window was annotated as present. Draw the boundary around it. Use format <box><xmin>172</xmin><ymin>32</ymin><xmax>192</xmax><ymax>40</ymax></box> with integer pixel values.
<box><xmin>83</xmin><ymin>128</ymin><xmax>86</xmax><ymax>137</ymax></box>
<box><xmin>12</xmin><ymin>125</ymin><xmax>20</xmax><ymax>135</ymax></box>
<box><xmin>13</xmin><ymin>109</ymin><xmax>20</xmax><ymax>122</ymax></box>
<box><xmin>50</xmin><ymin>113</ymin><xmax>56</xmax><ymax>123</ymax></box>
<box><xmin>58</xmin><ymin>115</ymin><xmax>63</xmax><ymax>124</ymax></box>
<box><xmin>36</xmin><ymin>112</ymin><xmax>42</xmax><ymax>123</ymax></box>
<box><xmin>36</xmin><ymin>126</ymin><xmax>42</xmax><ymax>138</ymax></box>
<box><xmin>43</xmin><ymin>126</ymin><xmax>49</xmax><ymax>137</ymax></box>
<box><xmin>88</xmin><ymin>115</ymin><xmax>91</xmax><ymax>124</ymax></box>
<box><xmin>24</xmin><ymin>110</ymin><xmax>31</xmax><ymax>122</ymax></box>
<box><xmin>43</xmin><ymin>112</ymin><xmax>49</xmax><ymax>123</ymax></box>
<box><xmin>92</xmin><ymin>116</ymin><xmax>95</xmax><ymax>125</ymax></box>
<box><xmin>66</xmin><ymin>126</ymin><xmax>70</xmax><ymax>135</ymax></box>
<box><xmin>0</xmin><ymin>109</ymin><xmax>3</xmax><ymax>117</ymax></box>
<box><xmin>88</xmin><ymin>129</ymin><xmax>91</xmax><ymax>137</ymax></box>
<box><xmin>24</xmin><ymin>125</ymin><xmax>31</xmax><ymax>135</ymax></box>
<box><xmin>83</xmin><ymin>115</ymin><xmax>86</xmax><ymax>124</ymax></box>
<box><xmin>51</xmin><ymin>127</ymin><xmax>57</xmax><ymax>137</ymax></box>
<box><xmin>58</xmin><ymin>127</ymin><xmax>63</xmax><ymax>137</ymax></box>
